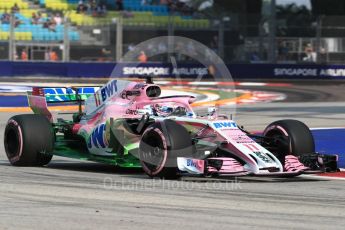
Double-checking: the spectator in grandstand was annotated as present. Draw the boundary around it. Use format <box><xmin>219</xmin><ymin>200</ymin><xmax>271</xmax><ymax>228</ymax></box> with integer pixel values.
<box><xmin>49</xmin><ymin>49</ymin><xmax>59</xmax><ymax>61</ymax></box>
<box><xmin>14</xmin><ymin>16</ymin><xmax>22</xmax><ymax>28</ymax></box>
<box><xmin>319</xmin><ymin>47</ymin><xmax>327</xmax><ymax>63</ymax></box>
<box><xmin>94</xmin><ymin>4</ymin><xmax>107</xmax><ymax>17</ymax></box>
<box><xmin>127</xmin><ymin>43</ymin><xmax>135</xmax><ymax>52</ymax></box>
<box><xmin>277</xmin><ymin>40</ymin><xmax>289</xmax><ymax>61</ymax></box>
<box><xmin>138</xmin><ymin>51</ymin><xmax>148</xmax><ymax>63</ymax></box>
<box><xmin>101</xmin><ymin>5</ymin><xmax>107</xmax><ymax>16</ymax></box>
<box><xmin>31</xmin><ymin>13</ymin><xmax>39</xmax><ymax>24</ymax></box>
<box><xmin>43</xmin><ymin>19</ymin><xmax>49</xmax><ymax>29</ymax></box>
<box><xmin>116</xmin><ymin>0</ymin><xmax>124</xmax><ymax>11</ymax></box>
<box><xmin>0</xmin><ymin>11</ymin><xmax>10</xmax><ymax>24</ymax></box>
<box><xmin>11</xmin><ymin>3</ymin><xmax>20</xmax><ymax>13</ymax></box>
<box><xmin>210</xmin><ymin>35</ymin><xmax>218</xmax><ymax>53</ymax></box>
<box><xmin>208</xmin><ymin>64</ymin><xmax>216</xmax><ymax>78</ymax></box>
<box><xmin>37</xmin><ymin>12</ymin><xmax>44</xmax><ymax>24</ymax></box>
<box><xmin>91</xmin><ymin>3</ymin><xmax>98</xmax><ymax>16</ymax></box>
<box><xmin>86</xmin><ymin>1</ymin><xmax>93</xmax><ymax>15</ymax></box>
<box><xmin>167</xmin><ymin>0</ymin><xmax>178</xmax><ymax>12</ymax></box>
<box><xmin>85</xmin><ymin>0</ymin><xmax>98</xmax><ymax>16</ymax></box>
<box><xmin>181</xmin><ymin>3</ymin><xmax>193</xmax><ymax>16</ymax></box>
<box><xmin>302</xmin><ymin>43</ymin><xmax>316</xmax><ymax>62</ymax></box>
<box><xmin>101</xmin><ymin>48</ymin><xmax>112</xmax><ymax>61</ymax></box>
<box><xmin>43</xmin><ymin>17</ymin><xmax>56</xmax><ymax>32</ymax></box>
<box><xmin>77</xmin><ymin>1</ymin><xmax>86</xmax><ymax>14</ymax></box>
<box><xmin>21</xmin><ymin>49</ymin><xmax>28</xmax><ymax>61</ymax></box>
<box><xmin>53</xmin><ymin>13</ymin><xmax>62</xmax><ymax>25</ymax></box>
<box><xmin>250</xmin><ymin>51</ymin><xmax>260</xmax><ymax>62</ymax></box>
<box><xmin>167</xmin><ymin>0</ymin><xmax>193</xmax><ymax>15</ymax></box>
<box><xmin>95</xmin><ymin>4</ymin><xmax>102</xmax><ymax>16</ymax></box>
<box><xmin>49</xmin><ymin>17</ymin><xmax>57</xmax><ymax>32</ymax></box>
<box><xmin>158</xmin><ymin>41</ymin><xmax>167</xmax><ymax>53</ymax></box>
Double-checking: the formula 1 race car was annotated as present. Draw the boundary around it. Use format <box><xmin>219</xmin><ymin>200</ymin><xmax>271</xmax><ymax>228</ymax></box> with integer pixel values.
<box><xmin>3</xmin><ymin>79</ymin><xmax>338</xmax><ymax>178</ymax></box>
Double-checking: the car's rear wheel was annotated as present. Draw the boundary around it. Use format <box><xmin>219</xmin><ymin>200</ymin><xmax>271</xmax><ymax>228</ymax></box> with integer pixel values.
<box><xmin>139</xmin><ymin>119</ymin><xmax>193</xmax><ymax>179</ymax></box>
<box><xmin>263</xmin><ymin>119</ymin><xmax>314</xmax><ymax>163</ymax></box>
<box><xmin>4</xmin><ymin>114</ymin><xmax>54</xmax><ymax>166</ymax></box>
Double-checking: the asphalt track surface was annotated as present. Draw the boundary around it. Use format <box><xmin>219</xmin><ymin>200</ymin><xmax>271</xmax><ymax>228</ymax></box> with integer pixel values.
<box><xmin>1</xmin><ymin>81</ymin><xmax>345</xmax><ymax>229</ymax></box>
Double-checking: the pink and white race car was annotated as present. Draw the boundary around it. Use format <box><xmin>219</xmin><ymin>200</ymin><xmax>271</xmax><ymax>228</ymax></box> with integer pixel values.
<box><xmin>4</xmin><ymin>79</ymin><xmax>337</xmax><ymax>179</ymax></box>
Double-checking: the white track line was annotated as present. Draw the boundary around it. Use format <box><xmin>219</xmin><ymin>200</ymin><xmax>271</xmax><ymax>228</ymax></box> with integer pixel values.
<box><xmin>301</xmin><ymin>174</ymin><xmax>345</xmax><ymax>181</ymax></box>
<box><xmin>310</xmin><ymin>127</ymin><xmax>345</xmax><ymax>130</ymax></box>
<box><xmin>238</xmin><ymin>82</ymin><xmax>267</xmax><ymax>86</ymax></box>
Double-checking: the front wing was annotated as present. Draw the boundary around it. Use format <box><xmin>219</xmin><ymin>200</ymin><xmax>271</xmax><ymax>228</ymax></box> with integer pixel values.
<box><xmin>177</xmin><ymin>153</ymin><xmax>338</xmax><ymax>177</ymax></box>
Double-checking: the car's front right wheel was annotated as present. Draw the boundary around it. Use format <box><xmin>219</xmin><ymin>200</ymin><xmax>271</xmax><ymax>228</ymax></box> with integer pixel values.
<box><xmin>263</xmin><ymin>119</ymin><xmax>315</xmax><ymax>163</ymax></box>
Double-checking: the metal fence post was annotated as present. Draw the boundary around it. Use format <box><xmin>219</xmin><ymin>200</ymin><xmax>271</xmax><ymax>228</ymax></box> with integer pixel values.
<box><xmin>315</xmin><ymin>15</ymin><xmax>324</xmax><ymax>63</ymax></box>
<box><xmin>218</xmin><ymin>19</ymin><xmax>224</xmax><ymax>59</ymax></box>
<box><xmin>167</xmin><ymin>12</ymin><xmax>175</xmax><ymax>61</ymax></box>
<box><xmin>116</xmin><ymin>15</ymin><xmax>123</xmax><ymax>62</ymax></box>
<box><xmin>9</xmin><ymin>13</ymin><xmax>15</xmax><ymax>61</ymax></box>
<box><xmin>63</xmin><ymin>17</ymin><xmax>70</xmax><ymax>62</ymax></box>
<box><xmin>268</xmin><ymin>0</ymin><xmax>277</xmax><ymax>62</ymax></box>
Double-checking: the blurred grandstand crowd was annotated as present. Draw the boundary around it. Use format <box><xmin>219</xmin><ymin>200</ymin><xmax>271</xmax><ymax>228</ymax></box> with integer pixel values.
<box><xmin>0</xmin><ymin>0</ymin><xmax>206</xmax><ymax>41</ymax></box>
<box><xmin>0</xmin><ymin>0</ymin><xmax>212</xmax><ymax>62</ymax></box>
<box><xmin>0</xmin><ymin>0</ymin><xmax>211</xmax><ymax>62</ymax></box>
<box><xmin>1</xmin><ymin>0</ymin><xmax>345</xmax><ymax>64</ymax></box>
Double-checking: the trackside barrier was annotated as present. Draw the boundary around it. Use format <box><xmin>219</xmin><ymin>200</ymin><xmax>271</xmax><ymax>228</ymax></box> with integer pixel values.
<box><xmin>2</xmin><ymin>61</ymin><xmax>345</xmax><ymax>79</ymax></box>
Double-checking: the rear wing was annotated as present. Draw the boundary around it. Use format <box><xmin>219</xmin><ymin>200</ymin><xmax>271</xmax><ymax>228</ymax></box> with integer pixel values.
<box><xmin>27</xmin><ymin>86</ymin><xmax>100</xmax><ymax>122</ymax></box>
<box><xmin>30</xmin><ymin>87</ymin><xmax>100</xmax><ymax>103</ymax></box>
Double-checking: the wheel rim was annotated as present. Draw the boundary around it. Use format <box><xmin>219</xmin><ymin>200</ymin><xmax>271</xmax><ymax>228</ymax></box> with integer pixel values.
<box><xmin>140</xmin><ymin>128</ymin><xmax>168</xmax><ymax>175</ymax></box>
<box><xmin>266</xmin><ymin>128</ymin><xmax>290</xmax><ymax>152</ymax></box>
<box><xmin>5</xmin><ymin>128</ymin><xmax>20</xmax><ymax>158</ymax></box>
<box><xmin>264</xmin><ymin>127</ymin><xmax>291</xmax><ymax>164</ymax></box>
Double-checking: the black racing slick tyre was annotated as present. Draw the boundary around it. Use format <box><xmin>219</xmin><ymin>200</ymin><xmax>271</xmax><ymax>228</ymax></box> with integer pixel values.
<box><xmin>139</xmin><ymin>119</ymin><xmax>193</xmax><ymax>179</ymax></box>
<box><xmin>263</xmin><ymin>119</ymin><xmax>315</xmax><ymax>163</ymax></box>
<box><xmin>4</xmin><ymin>114</ymin><xmax>54</xmax><ymax>166</ymax></box>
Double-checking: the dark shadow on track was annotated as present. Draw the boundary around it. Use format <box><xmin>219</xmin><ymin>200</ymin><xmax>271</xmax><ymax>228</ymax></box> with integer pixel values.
<box><xmin>0</xmin><ymin>160</ymin><xmax>330</xmax><ymax>183</ymax></box>
<box><xmin>47</xmin><ymin>161</ymin><xmax>144</xmax><ymax>175</ymax></box>
<box><xmin>47</xmin><ymin>161</ymin><xmax>329</xmax><ymax>183</ymax></box>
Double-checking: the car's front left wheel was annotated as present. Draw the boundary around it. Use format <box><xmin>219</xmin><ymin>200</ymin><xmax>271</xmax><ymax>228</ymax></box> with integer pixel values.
<box><xmin>139</xmin><ymin>119</ymin><xmax>193</xmax><ymax>179</ymax></box>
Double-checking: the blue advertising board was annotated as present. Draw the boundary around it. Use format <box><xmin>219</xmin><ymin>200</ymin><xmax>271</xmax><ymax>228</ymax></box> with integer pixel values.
<box><xmin>2</xmin><ymin>61</ymin><xmax>345</xmax><ymax>79</ymax></box>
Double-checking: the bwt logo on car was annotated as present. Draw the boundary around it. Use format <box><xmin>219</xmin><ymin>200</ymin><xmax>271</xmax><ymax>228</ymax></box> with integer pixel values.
<box><xmin>101</xmin><ymin>80</ymin><xmax>118</xmax><ymax>102</ymax></box>
<box><xmin>213</xmin><ymin>122</ymin><xmax>237</xmax><ymax>129</ymax></box>
<box><xmin>186</xmin><ymin>159</ymin><xmax>204</xmax><ymax>172</ymax></box>
<box><xmin>187</xmin><ymin>159</ymin><xmax>197</xmax><ymax>167</ymax></box>
<box><xmin>87</xmin><ymin>123</ymin><xmax>107</xmax><ymax>149</ymax></box>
